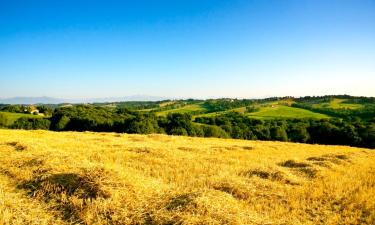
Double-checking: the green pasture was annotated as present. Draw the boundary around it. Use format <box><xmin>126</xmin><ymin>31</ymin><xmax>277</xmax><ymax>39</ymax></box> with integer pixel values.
<box><xmin>156</xmin><ymin>103</ymin><xmax>206</xmax><ymax>116</ymax></box>
<box><xmin>246</xmin><ymin>105</ymin><xmax>330</xmax><ymax>119</ymax></box>
<box><xmin>0</xmin><ymin>112</ymin><xmax>44</xmax><ymax>126</ymax></box>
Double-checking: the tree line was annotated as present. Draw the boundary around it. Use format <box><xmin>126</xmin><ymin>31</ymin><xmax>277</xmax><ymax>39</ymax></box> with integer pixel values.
<box><xmin>195</xmin><ymin>112</ymin><xmax>375</xmax><ymax>148</ymax></box>
<box><xmin>2</xmin><ymin>105</ymin><xmax>374</xmax><ymax>149</ymax></box>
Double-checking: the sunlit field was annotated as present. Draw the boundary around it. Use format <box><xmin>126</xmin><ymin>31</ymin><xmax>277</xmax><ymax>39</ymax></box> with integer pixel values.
<box><xmin>156</xmin><ymin>103</ymin><xmax>205</xmax><ymax>116</ymax></box>
<box><xmin>246</xmin><ymin>105</ymin><xmax>330</xmax><ymax>119</ymax></box>
<box><xmin>0</xmin><ymin>112</ymin><xmax>43</xmax><ymax>126</ymax></box>
<box><xmin>313</xmin><ymin>98</ymin><xmax>364</xmax><ymax>110</ymax></box>
<box><xmin>0</xmin><ymin>129</ymin><xmax>374</xmax><ymax>224</ymax></box>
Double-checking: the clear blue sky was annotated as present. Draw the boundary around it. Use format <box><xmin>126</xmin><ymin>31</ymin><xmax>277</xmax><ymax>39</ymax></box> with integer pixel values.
<box><xmin>1</xmin><ymin>0</ymin><xmax>374</xmax><ymax>99</ymax></box>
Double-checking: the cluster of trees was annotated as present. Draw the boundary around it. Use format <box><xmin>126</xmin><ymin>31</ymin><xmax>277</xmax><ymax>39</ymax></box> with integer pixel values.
<box><xmin>203</xmin><ymin>99</ymin><xmax>256</xmax><ymax>112</ymax></box>
<box><xmin>8</xmin><ymin>104</ymin><xmax>372</xmax><ymax>148</ymax></box>
<box><xmin>11</xmin><ymin>117</ymin><xmax>51</xmax><ymax>130</ymax></box>
<box><xmin>36</xmin><ymin>106</ymin><xmax>54</xmax><ymax>116</ymax></box>
<box><xmin>195</xmin><ymin>112</ymin><xmax>375</xmax><ymax>148</ymax></box>
<box><xmin>0</xmin><ymin>105</ymin><xmax>29</xmax><ymax>113</ymax></box>
<box><xmin>245</xmin><ymin>105</ymin><xmax>260</xmax><ymax>113</ymax></box>
<box><xmin>48</xmin><ymin>105</ymin><xmax>227</xmax><ymax>138</ymax></box>
<box><xmin>295</xmin><ymin>95</ymin><xmax>375</xmax><ymax>104</ymax></box>
<box><xmin>93</xmin><ymin>101</ymin><xmax>162</xmax><ymax>110</ymax></box>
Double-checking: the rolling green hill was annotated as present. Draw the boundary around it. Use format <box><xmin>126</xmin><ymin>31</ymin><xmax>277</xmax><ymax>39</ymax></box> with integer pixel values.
<box><xmin>85</xmin><ymin>96</ymin><xmax>375</xmax><ymax>121</ymax></box>
<box><xmin>312</xmin><ymin>98</ymin><xmax>363</xmax><ymax>110</ymax></box>
<box><xmin>246</xmin><ymin>105</ymin><xmax>330</xmax><ymax>119</ymax></box>
<box><xmin>156</xmin><ymin>103</ymin><xmax>206</xmax><ymax>116</ymax></box>
<box><xmin>0</xmin><ymin>112</ymin><xmax>44</xmax><ymax>126</ymax></box>
<box><xmin>194</xmin><ymin>102</ymin><xmax>330</xmax><ymax>120</ymax></box>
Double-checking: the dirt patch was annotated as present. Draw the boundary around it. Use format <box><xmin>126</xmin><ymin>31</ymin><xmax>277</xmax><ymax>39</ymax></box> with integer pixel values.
<box><xmin>297</xmin><ymin>167</ymin><xmax>319</xmax><ymax>178</ymax></box>
<box><xmin>19</xmin><ymin>171</ymin><xmax>110</xmax><ymax>200</ymax></box>
<box><xmin>332</xmin><ymin>154</ymin><xmax>350</xmax><ymax>160</ymax></box>
<box><xmin>17</xmin><ymin>167</ymin><xmax>112</xmax><ymax>222</ymax></box>
<box><xmin>311</xmin><ymin>161</ymin><xmax>332</xmax><ymax>168</ymax></box>
<box><xmin>22</xmin><ymin>158</ymin><xmax>44</xmax><ymax>167</ymax></box>
<box><xmin>128</xmin><ymin>147</ymin><xmax>151</xmax><ymax>154</ymax></box>
<box><xmin>279</xmin><ymin>160</ymin><xmax>319</xmax><ymax>178</ymax></box>
<box><xmin>307</xmin><ymin>154</ymin><xmax>351</xmax><ymax>165</ymax></box>
<box><xmin>166</xmin><ymin>193</ymin><xmax>198</xmax><ymax>211</ymax></box>
<box><xmin>241</xmin><ymin>169</ymin><xmax>298</xmax><ymax>185</ymax></box>
<box><xmin>128</xmin><ymin>136</ymin><xmax>146</xmax><ymax>142</ymax></box>
<box><xmin>211</xmin><ymin>145</ymin><xmax>243</xmax><ymax>151</ymax></box>
<box><xmin>177</xmin><ymin>147</ymin><xmax>196</xmax><ymax>152</ymax></box>
<box><xmin>279</xmin><ymin>160</ymin><xmax>310</xmax><ymax>168</ymax></box>
<box><xmin>307</xmin><ymin>156</ymin><xmax>326</xmax><ymax>162</ymax></box>
<box><xmin>242</xmin><ymin>169</ymin><xmax>284</xmax><ymax>181</ymax></box>
<box><xmin>7</xmin><ymin>141</ymin><xmax>28</xmax><ymax>151</ymax></box>
<box><xmin>212</xmin><ymin>183</ymin><xmax>250</xmax><ymax>200</ymax></box>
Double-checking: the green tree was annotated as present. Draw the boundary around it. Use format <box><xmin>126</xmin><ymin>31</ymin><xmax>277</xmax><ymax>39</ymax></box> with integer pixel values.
<box><xmin>54</xmin><ymin>115</ymin><xmax>70</xmax><ymax>131</ymax></box>
<box><xmin>270</xmin><ymin>126</ymin><xmax>288</xmax><ymax>141</ymax></box>
<box><xmin>288</xmin><ymin>124</ymin><xmax>309</xmax><ymax>143</ymax></box>
<box><xmin>0</xmin><ymin>113</ymin><xmax>8</xmax><ymax>127</ymax></box>
<box><xmin>11</xmin><ymin>118</ymin><xmax>50</xmax><ymax>130</ymax></box>
<box><xmin>202</xmin><ymin>125</ymin><xmax>229</xmax><ymax>138</ymax></box>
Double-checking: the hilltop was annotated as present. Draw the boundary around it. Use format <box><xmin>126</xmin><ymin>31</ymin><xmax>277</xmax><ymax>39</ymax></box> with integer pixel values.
<box><xmin>0</xmin><ymin>129</ymin><xmax>374</xmax><ymax>224</ymax></box>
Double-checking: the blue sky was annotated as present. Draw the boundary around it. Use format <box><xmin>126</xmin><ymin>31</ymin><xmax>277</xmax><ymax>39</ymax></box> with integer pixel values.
<box><xmin>0</xmin><ymin>0</ymin><xmax>374</xmax><ymax>99</ymax></box>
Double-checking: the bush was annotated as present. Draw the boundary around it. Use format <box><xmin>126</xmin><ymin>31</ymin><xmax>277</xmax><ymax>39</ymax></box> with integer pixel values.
<box><xmin>170</xmin><ymin>127</ymin><xmax>188</xmax><ymax>136</ymax></box>
<box><xmin>11</xmin><ymin>117</ymin><xmax>51</xmax><ymax>130</ymax></box>
<box><xmin>287</xmin><ymin>124</ymin><xmax>309</xmax><ymax>143</ymax></box>
<box><xmin>202</xmin><ymin>125</ymin><xmax>229</xmax><ymax>138</ymax></box>
<box><xmin>245</xmin><ymin>105</ymin><xmax>260</xmax><ymax>113</ymax></box>
<box><xmin>0</xmin><ymin>113</ymin><xmax>9</xmax><ymax>127</ymax></box>
<box><xmin>270</xmin><ymin>126</ymin><xmax>288</xmax><ymax>141</ymax></box>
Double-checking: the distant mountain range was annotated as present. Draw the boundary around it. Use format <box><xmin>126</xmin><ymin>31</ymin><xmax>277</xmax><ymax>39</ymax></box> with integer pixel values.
<box><xmin>0</xmin><ymin>95</ymin><xmax>166</xmax><ymax>104</ymax></box>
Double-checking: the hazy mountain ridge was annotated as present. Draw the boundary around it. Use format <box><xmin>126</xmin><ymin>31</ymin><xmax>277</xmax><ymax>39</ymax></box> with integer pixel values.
<box><xmin>0</xmin><ymin>95</ymin><xmax>166</xmax><ymax>104</ymax></box>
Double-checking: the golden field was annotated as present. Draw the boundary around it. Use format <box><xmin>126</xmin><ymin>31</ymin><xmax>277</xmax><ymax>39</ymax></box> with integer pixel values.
<box><xmin>0</xmin><ymin>129</ymin><xmax>374</xmax><ymax>225</ymax></box>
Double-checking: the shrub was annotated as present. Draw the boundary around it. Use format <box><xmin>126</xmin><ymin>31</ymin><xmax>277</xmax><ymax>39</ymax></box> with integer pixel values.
<box><xmin>11</xmin><ymin>118</ymin><xmax>51</xmax><ymax>130</ymax></box>
<box><xmin>0</xmin><ymin>113</ymin><xmax>9</xmax><ymax>127</ymax></box>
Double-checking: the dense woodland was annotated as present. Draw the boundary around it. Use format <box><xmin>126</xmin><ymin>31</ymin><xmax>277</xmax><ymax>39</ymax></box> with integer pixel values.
<box><xmin>1</xmin><ymin>95</ymin><xmax>375</xmax><ymax>148</ymax></box>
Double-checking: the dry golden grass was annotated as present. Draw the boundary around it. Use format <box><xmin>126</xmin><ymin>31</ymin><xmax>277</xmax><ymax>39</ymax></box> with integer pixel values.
<box><xmin>0</xmin><ymin>129</ymin><xmax>374</xmax><ymax>225</ymax></box>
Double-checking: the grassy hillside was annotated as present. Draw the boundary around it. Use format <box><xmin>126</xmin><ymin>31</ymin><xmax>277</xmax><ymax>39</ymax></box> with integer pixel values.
<box><xmin>192</xmin><ymin>100</ymin><xmax>333</xmax><ymax>120</ymax></box>
<box><xmin>193</xmin><ymin>107</ymin><xmax>245</xmax><ymax>118</ymax></box>
<box><xmin>196</xmin><ymin>104</ymin><xmax>331</xmax><ymax>119</ymax></box>
<box><xmin>153</xmin><ymin>97</ymin><xmax>375</xmax><ymax>122</ymax></box>
<box><xmin>0</xmin><ymin>129</ymin><xmax>374</xmax><ymax>224</ymax></box>
<box><xmin>0</xmin><ymin>112</ymin><xmax>43</xmax><ymax>126</ymax></box>
<box><xmin>247</xmin><ymin>105</ymin><xmax>330</xmax><ymax>119</ymax></box>
<box><xmin>312</xmin><ymin>98</ymin><xmax>363</xmax><ymax>110</ymax></box>
<box><xmin>156</xmin><ymin>103</ymin><xmax>206</xmax><ymax>116</ymax></box>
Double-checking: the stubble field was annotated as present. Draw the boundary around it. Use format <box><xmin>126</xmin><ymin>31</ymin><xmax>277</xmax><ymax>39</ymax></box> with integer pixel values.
<box><xmin>0</xmin><ymin>129</ymin><xmax>374</xmax><ymax>224</ymax></box>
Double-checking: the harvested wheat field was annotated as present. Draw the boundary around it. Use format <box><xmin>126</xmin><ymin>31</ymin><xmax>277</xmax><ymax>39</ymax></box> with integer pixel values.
<box><xmin>0</xmin><ymin>129</ymin><xmax>374</xmax><ymax>225</ymax></box>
